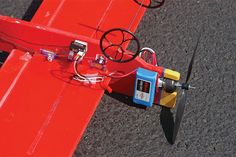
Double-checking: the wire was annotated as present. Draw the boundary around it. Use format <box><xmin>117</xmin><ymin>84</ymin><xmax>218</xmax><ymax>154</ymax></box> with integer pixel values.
<box><xmin>91</xmin><ymin>0</ymin><xmax>114</xmax><ymax>38</ymax></box>
<box><xmin>73</xmin><ymin>75</ymin><xmax>103</xmax><ymax>83</ymax></box>
<box><xmin>73</xmin><ymin>54</ymin><xmax>104</xmax><ymax>83</ymax></box>
<box><xmin>106</xmin><ymin>69</ymin><xmax>137</xmax><ymax>79</ymax></box>
<box><xmin>127</xmin><ymin>0</ymin><xmax>145</xmax><ymax>31</ymax></box>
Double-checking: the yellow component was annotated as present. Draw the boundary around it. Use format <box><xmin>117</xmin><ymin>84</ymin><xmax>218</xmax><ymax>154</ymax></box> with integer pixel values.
<box><xmin>160</xmin><ymin>91</ymin><xmax>177</xmax><ymax>108</ymax></box>
<box><xmin>164</xmin><ymin>69</ymin><xmax>180</xmax><ymax>81</ymax></box>
<box><xmin>159</xmin><ymin>69</ymin><xmax>180</xmax><ymax>108</ymax></box>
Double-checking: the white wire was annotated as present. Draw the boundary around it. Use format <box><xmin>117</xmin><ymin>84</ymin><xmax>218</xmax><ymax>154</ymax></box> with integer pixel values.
<box><xmin>73</xmin><ymin>75</ymin><xmax>103</xmax><ymax>83</ymax></box>
<box><xmin>73</xmin><ymin>54</ymin><xmax>104</xmax><ymax>83</ymax></box>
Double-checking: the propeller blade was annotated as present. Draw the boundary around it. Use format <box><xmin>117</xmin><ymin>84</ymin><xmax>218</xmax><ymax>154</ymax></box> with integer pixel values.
<box><xmin>185</xmin><ymin>27</ymin><xmax>203</xmax><ymax>83</ymax></box>
<box><xmin>172</xmin><ymin>90</ymin><xmax>187</xmax><ymax>144</ymax></box>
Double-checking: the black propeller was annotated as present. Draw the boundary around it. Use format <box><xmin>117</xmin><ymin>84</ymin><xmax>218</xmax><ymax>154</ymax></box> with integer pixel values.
<box><xmin>171</xmin><ymin>27</ymin><xmax>203</xmax><ymax>144</ymax></box>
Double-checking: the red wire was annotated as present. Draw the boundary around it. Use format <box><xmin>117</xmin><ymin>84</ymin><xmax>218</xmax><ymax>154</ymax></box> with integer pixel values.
<box><xmin>105</xmin><ymin>69</ymin><xmax>137</xmax><ymax>79</ymax></box>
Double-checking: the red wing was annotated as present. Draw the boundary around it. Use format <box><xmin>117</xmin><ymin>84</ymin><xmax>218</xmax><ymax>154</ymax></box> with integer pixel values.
<box><xmin>0</xmin><ymin>49</ymin><xmax>107</xmax><ymax>157</ymax></box>
<box><xmin>0</xmin><ymin>1</ymin><xmax>147</xmax><ymax>156</ymax></box>
<box><xmin>32</xmin><ymin>0</ymin><xmax>146</xmax><ymax>39</ymax></box>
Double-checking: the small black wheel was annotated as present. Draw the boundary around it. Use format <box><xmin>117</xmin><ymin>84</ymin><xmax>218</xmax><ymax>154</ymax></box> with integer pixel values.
<box><xmin>134</xmin><ymin>0</ymin><xmax>165</xmax><ymax>9</ymax></box>
<box><xmin>100</xmin><ymin>28</ymin><xmax>141</xmax><ymax>63</ymax></box>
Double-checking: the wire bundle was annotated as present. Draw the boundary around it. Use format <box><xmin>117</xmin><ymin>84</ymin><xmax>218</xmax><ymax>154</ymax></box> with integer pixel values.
<box><xmin>73</xmin><ymin>54</ymin><xmax>104</xmax><ymax>83</ymax></box>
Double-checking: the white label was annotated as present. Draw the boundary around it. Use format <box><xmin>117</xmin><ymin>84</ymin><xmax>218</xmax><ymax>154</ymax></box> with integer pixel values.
<box><xmin>135</xmin><ymin>79</ymin><xmax>151</xmax><ymax>102</ymax></box>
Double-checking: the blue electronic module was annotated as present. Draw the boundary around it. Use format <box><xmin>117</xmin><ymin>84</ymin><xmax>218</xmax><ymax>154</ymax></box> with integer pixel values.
<box><xmin>133</xmin><ymin>68</ymin><xmax>158</xmax><ymax>107</ymax></box>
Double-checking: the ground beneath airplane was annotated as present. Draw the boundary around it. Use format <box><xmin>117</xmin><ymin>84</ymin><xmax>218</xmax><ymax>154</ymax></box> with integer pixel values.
<box><xmin>1</xmin><ymin>0</ymin><xmax>235</xmax><ymax>156</ymax></box>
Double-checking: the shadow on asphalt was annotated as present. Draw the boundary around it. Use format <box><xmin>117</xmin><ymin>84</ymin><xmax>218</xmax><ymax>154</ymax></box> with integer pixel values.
<box><xmin>106</xmin><ymin>91</ymin><xmax>175</xmax><ymax>144</ymax></box>
<box><xmin>160</xmin><ymin>107</ymin><xmax>175</xmax><ymax>144</ymax></box>
<box><xmin>105</xmin><ymin>91</ymin><xmax>147</xmax><ymax>110</ymax></box>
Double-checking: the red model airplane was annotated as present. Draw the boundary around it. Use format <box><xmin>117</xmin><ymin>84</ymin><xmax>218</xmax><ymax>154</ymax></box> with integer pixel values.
<box><xmin>0</xmin><ymin>0</ymin><xmax>198</xmax><ymax>156</ymax></box>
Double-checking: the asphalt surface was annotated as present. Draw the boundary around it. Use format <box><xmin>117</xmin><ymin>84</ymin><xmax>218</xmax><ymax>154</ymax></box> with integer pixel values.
<box><xmin>1</xmin><ymin>0</ymin><xmax>236</xmax><ymax>156</ymax></box>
